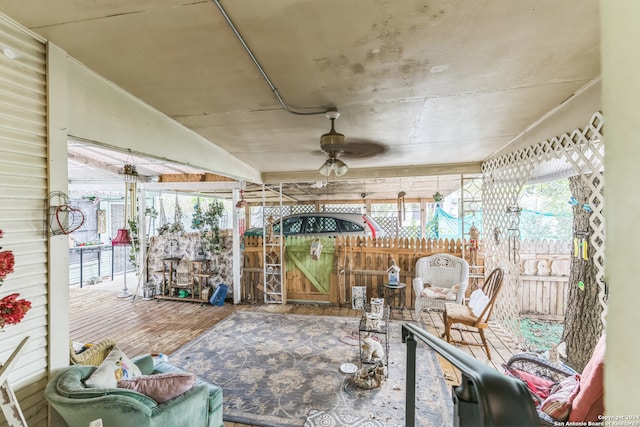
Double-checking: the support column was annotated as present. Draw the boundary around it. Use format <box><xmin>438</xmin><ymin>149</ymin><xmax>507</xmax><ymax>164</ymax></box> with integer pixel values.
<box><xmin>232</xmin><ymin>188</ymin><xmax>242</xmax><ymax>304</ymax></box>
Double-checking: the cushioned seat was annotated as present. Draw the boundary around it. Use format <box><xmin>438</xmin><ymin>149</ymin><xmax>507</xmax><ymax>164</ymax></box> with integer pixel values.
<box><xmin>45</xmin><ymin>354</ymin><xmax>223</xmax><ymax>427</ymax></box>
<box><xmin>443</xmin><ymin>303</ymin><xmax>477</xmax><ymax>323</ymax></box>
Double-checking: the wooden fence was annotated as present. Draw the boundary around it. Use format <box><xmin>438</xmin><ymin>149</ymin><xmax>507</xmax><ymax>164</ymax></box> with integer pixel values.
<box><xmin>241</xmin><ymin>235</ymin><xmax>468</xmax><ymax>307</ymax></box>
<box><xmin>241</xmin><ymin>236</ymin><xmax>570</xmax><ymax>318</ymax></box>
<box><xmin>519</xmin><ymin>240</ymin><xmax>571</xmax><ymax>319</ymax></box>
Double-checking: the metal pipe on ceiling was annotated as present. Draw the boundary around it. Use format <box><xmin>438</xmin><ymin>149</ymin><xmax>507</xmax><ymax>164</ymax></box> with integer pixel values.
<box><xmin>212</xmin><ymin>0</ymin><xmax>331</xmax><ymax>116</ymax></box>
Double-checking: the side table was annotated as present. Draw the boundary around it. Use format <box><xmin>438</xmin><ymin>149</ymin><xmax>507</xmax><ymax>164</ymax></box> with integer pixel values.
<box><xmin>383</xmin><ymin>282</ymin><xmax>406</xmax><ymax>311</ymax></box>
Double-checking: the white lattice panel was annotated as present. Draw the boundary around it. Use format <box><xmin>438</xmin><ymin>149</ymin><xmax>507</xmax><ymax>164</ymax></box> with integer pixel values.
<box><xmin>482</xmin><ymin>113</ymin><xmax>606</xmax><ymax>342</ymax></box>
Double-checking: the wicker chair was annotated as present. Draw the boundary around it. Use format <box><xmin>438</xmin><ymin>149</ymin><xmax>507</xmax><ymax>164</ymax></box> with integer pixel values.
<box><xmin>504</xmin><ymin>335</ymin><xmax>605</xmax><ymax>425</ymax></box>
<box><xmin>69</xmin><ymin>338</ymin><xmax>117</xmax><ymax>366</ymax></box>
<box><xmin>412</xmin><ymin>253</ymin><xmax>469</xmax><ymax>320</ymax></box>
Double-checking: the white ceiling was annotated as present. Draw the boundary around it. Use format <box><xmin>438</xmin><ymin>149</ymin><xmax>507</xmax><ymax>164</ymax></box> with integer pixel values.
<box><xmin>1</xmin><ymin>0</ymin><xmax>600</xmax><ymax>201</ymax></box>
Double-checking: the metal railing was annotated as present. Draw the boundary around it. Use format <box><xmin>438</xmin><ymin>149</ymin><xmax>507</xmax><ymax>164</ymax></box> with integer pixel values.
<box><xmin>401</xmin><ymin>323</ymin><xmax>539</xmax><ymax>427</ymax></box>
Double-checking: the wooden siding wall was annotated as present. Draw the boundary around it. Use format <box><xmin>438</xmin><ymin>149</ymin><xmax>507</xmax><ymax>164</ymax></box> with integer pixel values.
<box><xmin>0</xmin><ymin>15</ymin><xmax>49</xmax><ymax>427</ymax></box>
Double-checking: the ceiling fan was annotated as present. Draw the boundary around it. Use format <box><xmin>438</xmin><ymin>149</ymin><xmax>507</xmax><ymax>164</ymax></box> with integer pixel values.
<box><xmin>318</xmin><ymin>109</ymin><xmax>348</xmax><ymax>177</ymax></box>
<box><xmin>317</xmin><ymin>108</ymin><xmax>387</xmax><ymax>177</ymax></box>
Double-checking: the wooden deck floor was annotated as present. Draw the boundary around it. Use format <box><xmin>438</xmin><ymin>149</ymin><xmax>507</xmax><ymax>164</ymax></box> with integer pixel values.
<box><xmin>69</xmin><ymin>284</ymin><xmax>521</xmax><ymax>427</ymax></box>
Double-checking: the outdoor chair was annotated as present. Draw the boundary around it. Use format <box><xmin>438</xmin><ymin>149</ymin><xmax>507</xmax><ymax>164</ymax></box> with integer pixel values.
<box><xmin>412</xmin><ymin>253</ymin><xmax>469</xmax><ymax>320</ymax></box>
<box><xmin>504</xmin><ymin>334</ymin><xmax>605</xmax><ymax>425</ymax></box>
<box><xmin>442</xmin><ymin>267</ymin><xmax>504</xmax><ymax>360</ymax></box>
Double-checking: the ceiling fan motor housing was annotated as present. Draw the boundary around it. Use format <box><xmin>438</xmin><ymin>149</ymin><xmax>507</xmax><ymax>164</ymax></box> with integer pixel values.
<box><xmin>320</xmin><ymin>130</ymin><xmax>345</xmax><ymax>154</ymax></box>
<box><xmin>320</xmin><ymin>110</ymin><xmax>345</xmax><ymax>155</ymax></box>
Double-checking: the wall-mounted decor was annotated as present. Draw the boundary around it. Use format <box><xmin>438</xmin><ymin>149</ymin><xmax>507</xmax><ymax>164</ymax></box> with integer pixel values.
<box><xmin>45</xmin><ymin>191</ymin><xmax>86</xmax><ymax>236</ymax></box>
<box><xmin>97</xmin><ymin>209</ymin><xmax>107</xmax><ymax>234</ymax></box>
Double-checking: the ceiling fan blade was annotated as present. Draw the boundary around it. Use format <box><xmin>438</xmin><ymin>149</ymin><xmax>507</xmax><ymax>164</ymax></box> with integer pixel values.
<box><xmin>330</xmin><ymin>141</ymin><xmax>388</xmax><ymax>159</ymax></box>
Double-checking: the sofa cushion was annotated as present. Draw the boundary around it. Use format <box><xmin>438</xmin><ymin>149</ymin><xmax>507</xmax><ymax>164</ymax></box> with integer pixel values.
<box><xmin>118</xmin><ymin>372</ymin><xmax>196</xmax><ymax>403</ymax></box>
<box><xmin>132</xmin><ymin>354</ymin><xmax>155</xmax><ymax>376</ymax></box>
<box><xmin>421</xmin><ymin>284</ymin><xmax>459</xmax><ymax>300</ymax></box>
<box><xmin>569</xmin><ymin>335</ymin><xmax>605</xmax><ymax>422</ymax></box>
<box><xmin>84</xmin><ymin>346</ymin><xmax>142</xmax><ymax>389</ymax></box>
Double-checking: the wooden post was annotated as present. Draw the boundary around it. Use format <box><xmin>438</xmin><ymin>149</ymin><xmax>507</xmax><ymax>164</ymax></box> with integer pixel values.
<box><xmin>0</xmin><ymin>336</ymin><xmax>30</xmax><ymax>427</ymax></box>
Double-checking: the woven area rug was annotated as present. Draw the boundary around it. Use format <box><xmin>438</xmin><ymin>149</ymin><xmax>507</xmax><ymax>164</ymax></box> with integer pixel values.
<box><xmin>170</xmin><ymin>311</ymin><xmax>452</xmax><ymax>427</ymax></box>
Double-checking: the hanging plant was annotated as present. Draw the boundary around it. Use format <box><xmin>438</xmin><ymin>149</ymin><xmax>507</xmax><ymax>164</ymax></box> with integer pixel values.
<box><xmin>158</xmin><ymin>197</ymin><xmax>185</xmax><ymax>236</ymax></box>
<box><xmin>191</xmin><ymin>200</ymin><xmax>225</xmax><ymax>253</ymax></box>
<box><xmin>0</xmin><ymin>229</ymin><xmax>31</xmax><ymax>329</ymax></box>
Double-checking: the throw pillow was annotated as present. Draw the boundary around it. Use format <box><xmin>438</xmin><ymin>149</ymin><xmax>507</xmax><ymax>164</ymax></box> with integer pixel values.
<box><xmin>540</xmin><ymin>374</ymin><xmax>581</xmax><ymax>422</ymax></box>
<box><xmin>84</xmin><ymin>346</ymin><xmax>142</xmax><ymax>389</ymax></box>
<box><xmin>468</xmin><ymin>289</ymin><xmax>490</xmax><ymax>317</ymax></box>
<box><xmin>421</xmin><ymin>284</ymin><xmax>459</xmax><ymax>300</ymax></box>
<box><xmin>117</xmin><ymin>372</ymin><xmax>196</xmax><ymax>403</ymax></box>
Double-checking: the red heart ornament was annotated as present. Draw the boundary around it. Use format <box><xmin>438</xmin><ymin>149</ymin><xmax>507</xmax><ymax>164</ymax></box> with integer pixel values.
<box><xmin>55</xmin><ymin>205</ymin><xmax>85</xmax><ymax>235</ymax></box>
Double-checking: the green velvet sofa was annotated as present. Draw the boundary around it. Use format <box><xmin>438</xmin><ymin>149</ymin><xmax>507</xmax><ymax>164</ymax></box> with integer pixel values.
<box><xmin>45</xmin><ymin>355</ymin><xmax>224</xmax><ymax>427</ymax></box>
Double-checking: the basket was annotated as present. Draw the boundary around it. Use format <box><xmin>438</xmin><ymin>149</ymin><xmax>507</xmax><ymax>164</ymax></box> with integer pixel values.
<box><xmin>69</xmin><ymin>338</ymin><xmax>117</xmax><ymax>366</ymax></box>
<box><xmin>353</xmin><ymin>363</ymin><xmax>386</xmax><ymax>389</ymax></box>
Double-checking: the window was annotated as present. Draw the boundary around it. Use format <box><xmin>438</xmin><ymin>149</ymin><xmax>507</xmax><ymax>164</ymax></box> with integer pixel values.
<box><xmin>319</xmin><ymin>217</ymin><xmax>339</xmax><ymax>233</ymax></box>
<box><xmin>338</xmin><ymin>218</ymin><xmax>365</xmax><ymax>233</ymax></box>
<box><xmin>306</xmin><ymin>216</ymin><xmax>339</xmax><ymax>233</ymax></box>
<box><xmin>274</xmin><ymin>217</ymin><xmax>304</xmax><ymax>235</ymax></box>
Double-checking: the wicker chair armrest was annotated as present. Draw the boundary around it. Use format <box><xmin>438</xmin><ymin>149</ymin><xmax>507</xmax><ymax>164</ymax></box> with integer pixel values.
<box><xmin>412</xmin><ymin>277</ymin><xmax>424</xmax><ymax>297</ymax></box>
<box><xmin>70</xmin><ymin>338</ymin><xmax>117</xmax><ymax>365</ymax></box>
<box><xmin>506</xmin><ymin>353</ymin><xmax>577</xmax><ymax>383</ymax></box>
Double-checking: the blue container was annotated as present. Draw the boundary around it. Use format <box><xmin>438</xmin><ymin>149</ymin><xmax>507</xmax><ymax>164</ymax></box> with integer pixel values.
<box><xmin>210</xmin><ymin>283</ymin><xmax>228</xmax><ymax>306</ymax></box>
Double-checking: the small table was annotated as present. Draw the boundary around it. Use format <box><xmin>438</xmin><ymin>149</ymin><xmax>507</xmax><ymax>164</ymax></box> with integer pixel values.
<box><xmin>383</xmin><ymin>282</ymin><xmax>406</xmax><ymax>310</ymax></box>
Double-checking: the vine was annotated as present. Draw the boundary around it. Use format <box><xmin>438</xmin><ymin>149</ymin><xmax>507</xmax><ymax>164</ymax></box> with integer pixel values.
<box><xmin>191</xmin><ymin>200</ymin><xmax>225</xmax><ymax>254</ymax></box>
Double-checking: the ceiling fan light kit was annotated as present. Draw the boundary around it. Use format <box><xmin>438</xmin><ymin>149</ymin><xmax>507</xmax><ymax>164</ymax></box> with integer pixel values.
<box><xmin>319</xmin><ymin>157</ymin><xmax>348</xmax><ymax>177</ymax></box>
